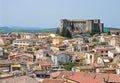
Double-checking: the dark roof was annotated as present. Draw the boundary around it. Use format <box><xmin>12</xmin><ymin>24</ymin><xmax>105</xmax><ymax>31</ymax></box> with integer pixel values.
<box><xmin>34</xmin><ymin>70</ymin><xmax>50</xmax><ymax>75</ymax></box>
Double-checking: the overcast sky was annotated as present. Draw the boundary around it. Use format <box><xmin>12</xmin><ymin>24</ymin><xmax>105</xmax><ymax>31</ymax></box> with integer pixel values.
<box><xmin>0</xmin><ymin>0</ymin><xmax>120</xmax><ymax>28</ymax></box>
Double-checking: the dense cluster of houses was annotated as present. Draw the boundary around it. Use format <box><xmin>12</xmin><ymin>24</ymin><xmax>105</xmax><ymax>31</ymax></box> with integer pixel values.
<box><xmin>1</xmin><ymin>30</ymin><xmax>120</xmax><ymax>82</ymax></box>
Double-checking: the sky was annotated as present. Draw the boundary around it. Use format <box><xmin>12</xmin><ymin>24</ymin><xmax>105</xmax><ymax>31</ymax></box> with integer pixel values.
<box><xmin>0</xmin><ymin>0</ymin><xmax>120</xmax><ymax>28</ymax></box>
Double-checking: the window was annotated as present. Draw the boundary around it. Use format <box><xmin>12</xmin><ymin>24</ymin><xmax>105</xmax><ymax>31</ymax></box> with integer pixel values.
<box><xmin>101</xmin><ymin>51</ymin><xmax>103</xmax><ymax>53</ymax></box>
<box><xmin>106</xmin><ymin>51</ymin><xmax>108</xmax><ymax>53</ymax></box>
<box><xmin>99</xmin><ymin>60</ymin><xmax>101</xmax><ymax>63</ymax></box>
<box><xmin>90</xmin><ymin>55</ymin><xmax>92</xmax><ymax>59</ymax></box>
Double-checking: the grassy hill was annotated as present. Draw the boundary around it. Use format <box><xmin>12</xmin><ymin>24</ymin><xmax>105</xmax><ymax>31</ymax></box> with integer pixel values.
<box><xmin>0</xmin><ymin>26</ymin><xmax>57</xmax><ymax>33</ymax></box>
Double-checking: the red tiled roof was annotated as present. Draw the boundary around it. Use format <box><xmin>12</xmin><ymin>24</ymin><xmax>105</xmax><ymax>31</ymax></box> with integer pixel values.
<box><xmin>42</xmin><ymin>79</ymin><xmax>66</xmax><ymax>83</ymax></box>
<box><xmin>83</xmin><ymin>73</ymin><xmax>96</xmax><ymax>79</ymax></box>
<box><xmin>0</xmin><ymin>76</ymin><xmax>39</xmax><ymax>83</ymax></box>
<box><xmin>66</xmin><ymin>73</ymin><xmax>102</xmax><ymax>83</ymax></box>
<box><xmin>108</xmin><ymin>74</ymin><xmax>120</xmax><ymax>82</ymax></box>
<box><xmin>95</xmin><ymin>48</ymin><xmax>108</xmax><ymax>51</ymax></box>
<box><xmin>57</xmin><ymin>71</ymin><xmax>120</xmax><ymax>83</ymax></box>
<box><xmin>57</xmin><ymin>71</ymin><xmax>73</xmax><ymax>79</ymax></box>
<box><xmin>110</xmin><ymin>30</ymin><xmax>120</xmax><ymax>32</ymax></box>
<box><xmin>95</xmin><ymin>73</ymin><xmax>109</xmax><ymax>82</ymax></box>
<box><xmin>117</xmin><ymin>42</ymin><xmax>120</xmax><ymax>44</ymax></box>
<box><xmin>40</xmin><ymin>64</ymin><xmax>51</xmax><ymax>67</ymax></box>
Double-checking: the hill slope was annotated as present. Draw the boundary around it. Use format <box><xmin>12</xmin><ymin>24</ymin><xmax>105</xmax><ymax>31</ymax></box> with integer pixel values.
<box><xmin>0</xmin><ymin>26</ymin><xmax>57</xmax><ymax>33</ymax></box>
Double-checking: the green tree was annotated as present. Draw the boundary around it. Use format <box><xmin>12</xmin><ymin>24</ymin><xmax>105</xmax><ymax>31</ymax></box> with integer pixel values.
<box><xmin>64</xmin><ymin>29</ymin><xmax>72</xmax><ymax>38</ymax></box>
<box><xmin>90</xmin><ymin>32</ymin><xmax>97</xmax><ymax>36</ymax></box>
<box><xmin>60</xmin><ymin>27</ymin><xmax>72</xmax><ymax>38</ymax></box>
<box><xmin>116</xmin><ymin>32</ymin><xmax>119</xmax><ymax>35</ymax></box>
<box><xmin>60</xmin><ymin>27</ymin><xmax>66</xmax><ymax>36</ymax></box>
<box><xmin>56</xmin><ymin>27</ymin><xmax>60</xmax><ymax>34</ymax></box>
<box><xmin>62</xmin><ymin>62</ymin><xmax>81</xmax><ymax>71</ymax></box>
<box><xmin>108</xmin><ymin>31</ymin><xmax>111</xmax><ymax>35</ymax></box>
<box><xmin>71</xmin><ymin>22</ymin><xmax>75</xmax><ymax>31</ymax></box>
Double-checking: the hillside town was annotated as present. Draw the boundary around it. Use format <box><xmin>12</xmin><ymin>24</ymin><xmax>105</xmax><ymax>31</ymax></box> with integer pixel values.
<box><xmin>1</xmin><ymin>19</ymin><xmax>120</xmax><ymax>83</ymax></box>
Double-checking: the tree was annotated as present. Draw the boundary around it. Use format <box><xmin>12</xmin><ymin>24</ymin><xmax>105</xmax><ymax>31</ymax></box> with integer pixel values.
<box><xmin>60</xmin><ymin>27</ymin><xmax>72</xmax><ymax>38</ymax></box>
<box><xmin>90</xmin><ymin>32</ymin><xmax>97</xmax><ymax>36</ymax></box>
<box><xmin>56</xmin><ymin>27</ymin><xmax>60</xmax><ymax>34</ymax></box>
<box><xmin>62</xmin><ymin>62</ymin><xmax>81</xmax><ymax>71</ymax></box>
<box><xmin>116</xmin><ymin>32</ymin><xmax>119</xmax><ymax>35</ymax></box>
<box><xmin>60</xmin><ymin>27</ymin><xmax>66</xmax><ymax>36</ymax></box>
<box><xmin>64</xmin><ymin>29</ymin><xmax>72</xmax><ymax>38</ymax></box>
<box><xmin>108</xmin><ymin>31</ymin><xmax>111</xmax><ymax>35</ymax></box>
<box><xmin>71</xmin><ymin>22</ymin><xmax>75</xmax><ymax>31</ymax></box>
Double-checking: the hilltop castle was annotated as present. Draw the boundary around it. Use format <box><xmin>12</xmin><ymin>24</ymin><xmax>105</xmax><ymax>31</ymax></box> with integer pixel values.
<box><xmin>60</xmin><ymin>19</ymin><xmax>104</xmax><ymax>37</ymax></box>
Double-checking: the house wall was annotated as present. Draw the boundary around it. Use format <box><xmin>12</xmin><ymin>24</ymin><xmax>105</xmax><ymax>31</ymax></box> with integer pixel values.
<box><xmin>57</xmin><ymin>54</ymin><xmax>70</xmax><ymax>64</ymax></box>
<box><xmin>52</xmin><ymin>38</ymin><xmax>64</xmax><ymax>45</ymax></box>
<box><xmin>116</xmin><ymin>69</ymin><xmax>120</xmax><ymax>74</ymax></box>
<box><xmin>20</xmin><ymin>34</ymin><xmax>34</xmax><ymax>39</ymax></box>
<box><xmin>51</xmin><ymin>54</ymin><xmax>70</xmax><ymax>65</ymax></box>
<box><xmin>108</xmin><ymin>39</ymin><xmax>116</xmax><ymax>46</ymax></box>
<box><xmin>116</xmin><ymin>45</ymin><xmax>120</xmax><ymax>52</ymax></box>
<box><xmin>50</xmin><ymin>47</ymin><xmax>59</xmax><ymax>52</ymax></box>
<box><xmin>0</xmin><ymin>38</ymin><xmax>11</xmax><ymax>46</ymax></box>
<box><xmin>99</xmin><ymin>36</ymin><xmax>105</xmax><ymax>42</ymax></box>
<box><xmin>36</xmin><ymin>53</ymin><xmax>42</xmax><ymax>59</ymax></box>
<box><xmin>108</xmin><ymin>51</ymin><xmax>114</xmax><ymax>58</ymax></box>
<box><xmin>97</xmin><ymin>57</ymin><xmax>103</xmax><ymax>64</ymax></box>
<box><xmin>13</xmin><ymin>41</ymin><xmax>33</xmax><ymax>46</ymax></box>
<box><xmin>15</xmin><ymin>55</ymin><xmax>33</xmax><ymax>62</ymax></box>
<box><xmin>95</xmin><ymin>50</ymin><xmax>108</xmax><ymax>57</ymax></box>
<box><xmin>51</xmin><ymin>55</ymin><xmax>58</xmax><ymax>65</ymax></box>
<box><xmin>85</xmin><ymin>53</ymin><xmax>94</xmax><ymax>64</ymax></box>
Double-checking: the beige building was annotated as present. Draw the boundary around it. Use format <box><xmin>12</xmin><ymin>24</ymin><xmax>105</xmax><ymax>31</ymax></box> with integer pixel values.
<box><xmin>52</xmin><ymin>37</ymin><xmax>65</xmax><ymax>45</ymax></box>
<box><xmin>13</xmin><ymin>39</ymin><xmax>33</xmax><ymax>46</ymax></box>
<box><xmin>0</xmin><ymin>37</ymin><xmax>12</xmax><ymax>46</ymax></box>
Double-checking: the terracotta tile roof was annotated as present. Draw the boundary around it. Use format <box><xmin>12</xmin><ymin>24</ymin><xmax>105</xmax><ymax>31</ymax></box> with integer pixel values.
<box><xmin>0</xmin><ymin>60</ymin><xmax>13</xmax><ymax>65</ymax></box>
<box><xmin>42</xmin><ymin>79</ymin><xmax>66</xmax><ymax>83</ymax></box>
<box><xmin>108</xmin><ymin>74</ymin><xmax>120</xmax><ymax>82</ymax></box>
<box><xmin>83</xmin><ymin>72</ymin><xmax>96</xmax><ymax>79</ymax></box>
<box><xmin>117</xmin><ymin>41</ymin><xmax>120</xmax><ymax>44</ymax></box>
<box><xmin>111</xmin><ymin>30</ymin><xmax>120</xmax><ymax>32</ymax></box>
<box><xmin>37</xmin><ymin>57</ymin><xmax>53</xmax><ymax>66</ymax></box>
<box><xmin>50</xmin><ymin>71</ymin><xmax>61</xmax><ymax>78</ymax></box>
<box><xmin>57</xmin><ymin>71</ymin><xmax>120</xmax><ymax>83</ymax></box>
<box><xmin>95</xmin><ymin>73</ymin><xmax>109</xmax><ymax>82</ymax></box>
<box><xmin>0</xmin><ymin>76</ymin><xmax>39</xmax><ymax>83</ymax></box>
<box><xmin>95</xmin><ymin>48</ymin><xmax>108</xmax><ymax>51</ymax></box>
<box><xmin>65</xmin><ymin>73</ymin><xmax>102</xmax><ymax>83</ymax></box>
<box><xmin>57</xmin><ymin>71</ymin><xmax>73</xmax><ymax>79</ymax></box>
<box><xmin>41</xmin><ymin>64</ymin><xmax>51</xmax><ymax>67</ymax></box>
